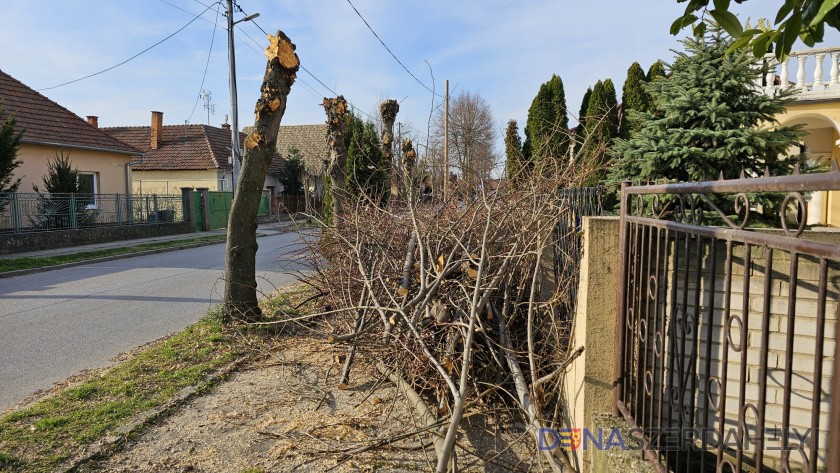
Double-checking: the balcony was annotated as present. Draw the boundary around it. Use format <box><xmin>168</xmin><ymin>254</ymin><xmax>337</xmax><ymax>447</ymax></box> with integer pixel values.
<box><xmin>761</xmin><ymin>46</ymin><xmax>840</xmax><ymax>101</ymax></box>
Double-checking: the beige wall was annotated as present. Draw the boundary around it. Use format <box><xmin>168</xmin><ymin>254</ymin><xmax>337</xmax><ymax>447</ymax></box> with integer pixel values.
<box><xmin>12</xmin><ymin>143</ymin><xmax>134</xmax><ymax>194</ymax></box>
<box><xmin>132</xmin><ymin>169</ymin><xmax>228</xmax><ymax>194</ymax></box>
<box><xmin>776</xmin><ymin>102</ymin><xmax>840</xmax><ymax>226</ymax></box>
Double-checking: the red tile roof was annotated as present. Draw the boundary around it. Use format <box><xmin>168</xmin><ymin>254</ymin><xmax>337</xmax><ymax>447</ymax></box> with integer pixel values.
<box><xmin>101</xmin><ymin>124</ymin><xmax>285</xmax><ymax>173</ymax></box>
<box><xmin>0</xmin><ymin>69</ymin><xmax>141</xmax><ymax>155</ymax></box>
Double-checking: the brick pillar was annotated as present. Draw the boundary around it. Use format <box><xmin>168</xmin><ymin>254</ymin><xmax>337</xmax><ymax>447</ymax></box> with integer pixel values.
<box><xmin>196</xmin><ymin>187</ymin><xmax>211</xmax><ymax>232</ymax></box>
<box><xmin>181</xmin><ymin>187</ymin><xmax>196</xmax><ymax>227</ymax></box>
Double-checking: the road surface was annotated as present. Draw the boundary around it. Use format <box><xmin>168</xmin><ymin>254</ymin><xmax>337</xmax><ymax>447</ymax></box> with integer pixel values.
<box><xmin>0</xmin><ymin>231</ymin><xmax>311</xmax><ymax>412</ymax></box>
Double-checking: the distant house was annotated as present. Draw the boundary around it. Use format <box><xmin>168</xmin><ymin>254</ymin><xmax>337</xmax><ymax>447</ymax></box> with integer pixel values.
<box><xmin>102</xmin><ymin>111</ymin><xmax>285</xmax><ymax>196</ymax></box>
<box><xmin>0</xmin><ymin>69</ymin><xmax>142</xmax><ymax>194</ymax></box>
<box><xmin>245</xmin><ymin>124</ymin><xmax>328</xmax><ymax>197</ymax></box>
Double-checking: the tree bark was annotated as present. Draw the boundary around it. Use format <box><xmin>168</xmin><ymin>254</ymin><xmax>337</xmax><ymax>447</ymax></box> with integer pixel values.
<box><xmin>400</xmin><ymin>139</ymin><xmax>416</xmax><ymax>201</ymax></box>
<box><xmin>224</xmin><ymin>30</ymin><xmax>299</xmax><ymax>317</ymax></box>
<box><xmin>324</xmin><ymin>96</ymin><xmax>349</xmax><ymax>221</ymax></box>
<box><xmin>379</xmin><ymin>99</ymin><xmax>399</xmax><ymax>196</ymax></box>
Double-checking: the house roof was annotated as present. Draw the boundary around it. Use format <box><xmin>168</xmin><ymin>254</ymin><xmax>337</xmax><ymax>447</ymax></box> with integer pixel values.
<box><xmin>0</xmin><ymin>69</ymin><xmax>141</xmax><ymax>155</ymax></box>
<box><xmin>244</xmin><ymin>124</ymin><xmax>328</xmax><ymax>174</ymax></box>
<box><xmin>101</xmin><ymin>124</ymin><xmax>285</xmax><ymax>174</ymax></box>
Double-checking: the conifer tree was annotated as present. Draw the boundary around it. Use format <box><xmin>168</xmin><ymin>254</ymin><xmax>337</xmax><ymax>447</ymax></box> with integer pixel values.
<box><xmin>646</xmin><ymin>60</ymin><xmax>668</xmax><ymax>117</ymax></box>
<box><xmin>504</xmin><ymin>119</ymin><xmax>524</xmax><ymax>183</ymax></box>
<box><xmin>609</xmin><ymin>28</ymin><xmax>806</xmax><ymax>214</ymax></box>
<box><xmin>619</xmin><ymin>62</ymin><xmax>649</xmax><ymax>139</ymax></box>
<box><xmin>346</xmin><ymin>115</ymin><xmax>388</xmax><ymax>204</ymax></box>
<box><xmin>524</xmin><ymin>74</ymin><xmax>569</xmax><ymax>173</ymax></box>
<box><xmin>574</xmin><ymin>79</ymin><xmax>619</xmax><ymax>186</ymax></box>
<box><xmin>646</xmin><ymin>60</ymin><xmax>666</xmax><ymax>82</ymax></box>
<box><xmin>577</xmin><ymin>87</ymin><xmax>592</xmax><ymax>132</ymax></box>
<box><xmin>0</xmin><ymin>103</ymin><xmax>23</xmax><ymax>213</ymax></box>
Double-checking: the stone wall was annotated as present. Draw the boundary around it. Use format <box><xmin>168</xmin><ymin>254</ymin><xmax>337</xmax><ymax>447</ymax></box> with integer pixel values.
<box><xmin>0</xmin><ymin>222</ymin><xmax>195</xmax><ymax>254</ymax></box>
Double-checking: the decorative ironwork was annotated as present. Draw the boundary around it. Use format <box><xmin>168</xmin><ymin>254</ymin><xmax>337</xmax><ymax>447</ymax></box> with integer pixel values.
<box><xmin>614</xmin><ymin>167</ymin><xmax>840</xmax><ymax>473</ymax></box>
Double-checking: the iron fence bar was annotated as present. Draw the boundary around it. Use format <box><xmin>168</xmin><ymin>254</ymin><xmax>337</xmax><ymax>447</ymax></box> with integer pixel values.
<box><xmin>614</xmin><ymin>181</ymin><xmax>630</xmax><ymax>416</ymax></box>
<box><xmin>755</xmin><ymin>248</ymin><xmax>774</xmax><ymax>473</ymax></box>
<box><xmin>12</xmin><ymin>192</ymin><xmax>21</xmax><ymax>234</ymax></box>
<box><xmin>624</xmin><ymin>215</ymin><xmax>840</xmax><ymax>260</ymax></box>
<box><xmin>625</xmin><ymin>171</ymin><xmax>840</xmax><ymax>195</ymax></box>
<box><xmin>116</xmin><ymin>194</ymin><xmax>122</xmax><ymax>226</ymax></box>
<box><xmin>616</xmin><ymin>400</ymin><xmax>669</xmax><ymax>473</ymax></box>
<box><xmin>735</xmin><ymin>244</ymin><xmax>752</xmax><ymax>472</ymax></box>
<box><xmin>70</xmin><ymin>193</ymin><xmax>77</xmax><ymax>230</ymax></box>
<box><xmin>827</xmin><ymin>298</ymin><xmax>840</xmax><ymax>472</ymax></box>
<box><xmin>809</xmin><ymin>260</ymin><xmax>828</xmax><ymax>473</ymax></box>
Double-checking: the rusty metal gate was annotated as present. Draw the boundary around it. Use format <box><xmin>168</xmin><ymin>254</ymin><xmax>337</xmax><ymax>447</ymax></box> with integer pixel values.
<box><xmin>614</xmin><ymin>169</ymin><xmax>840</xmax><ymax>473</ymax></box>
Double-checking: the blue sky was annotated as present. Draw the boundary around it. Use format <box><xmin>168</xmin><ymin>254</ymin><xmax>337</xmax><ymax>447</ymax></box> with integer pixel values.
<box><xmin>2</xmin><ymin>1</ymin><xmax>840</xmax><ymax>156</ymax></box>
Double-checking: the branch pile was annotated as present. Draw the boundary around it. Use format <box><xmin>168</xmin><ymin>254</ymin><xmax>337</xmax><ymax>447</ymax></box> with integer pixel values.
<box><xmin>308</xmin><ymin>166</ymin><xmax>583</xmax><ymax>472</ymax></box>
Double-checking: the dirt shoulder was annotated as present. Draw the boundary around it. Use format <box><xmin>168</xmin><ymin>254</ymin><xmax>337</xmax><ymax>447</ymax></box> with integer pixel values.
<box><xmin>79</xmin><ymin>335</ymin><xmax>542</xmax><ymax>473</ymax></box>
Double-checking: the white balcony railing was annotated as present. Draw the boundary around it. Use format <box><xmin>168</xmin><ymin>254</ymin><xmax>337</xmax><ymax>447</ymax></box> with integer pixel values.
<box><xmin>761</xmin><ymin>46</ymin><xmax>840</xmax><ymax>100</ymax></box>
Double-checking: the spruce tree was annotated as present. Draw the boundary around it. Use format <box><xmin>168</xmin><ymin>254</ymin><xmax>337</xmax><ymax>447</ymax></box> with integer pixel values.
<box><xmin>0</xmin><ymin>103</ymin><xmax>23</xmax><ymax>213</ymax></box>
<box><xmin>346</xmin><ymin>115</ymin><xmax>388</xmax><ymax>204</ymax></box>
<box><xmin>504</xmin><ymin>119</ymin><xmax>524</xmax><ymax>183</ymax></box>
<box><xmin>609</xmin><ymin>28</ymin><xmax>806</xmax><ymax>215</ymax></box>
<box><xmin>278</xmin><ymin>147</ymin><xmax>305</xmax><ymax>195</ymax></box>
<box><xmin>619</xmin><ymin>62</ymin><xmax>649</xmax><ymax>139</ymax></box>
<box><xmin>524</xmin><ymin>74</ymin><xmax>569</xmax><ymax>173</ymax></box>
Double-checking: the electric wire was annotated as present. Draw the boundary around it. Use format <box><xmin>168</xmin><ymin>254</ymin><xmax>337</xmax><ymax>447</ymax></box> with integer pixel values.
<box><xmin>38</xmin><ymin>1</ymin><xmax>220</xmax><ymax>91</ymax></box>
<box><xmin>187</xmin><ymin>2</ymin><xmax>222</xmax><ymax>123</ymax></box>
<box><xmin>343</xmin><ymin>0</ymin><xmax>441</xmax><ymax>98</ymax></box>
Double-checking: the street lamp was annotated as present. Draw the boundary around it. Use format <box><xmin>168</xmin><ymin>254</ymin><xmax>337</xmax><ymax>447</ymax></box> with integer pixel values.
<box><xmin>226</xmin><ymin>1</ymin><xmax>259</xmax><ymax>197</ymax></box>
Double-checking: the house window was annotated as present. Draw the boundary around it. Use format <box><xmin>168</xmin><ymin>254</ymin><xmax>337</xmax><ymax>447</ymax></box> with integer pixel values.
<box><xmin>78</xmin><ymin>172</ymin><xmax>97</xmax><ymax>194</ymax></box>
<box><xmin>78</xmin><ymin>172</ymin><xmax>98</xmax><ymax>208</ymax></box>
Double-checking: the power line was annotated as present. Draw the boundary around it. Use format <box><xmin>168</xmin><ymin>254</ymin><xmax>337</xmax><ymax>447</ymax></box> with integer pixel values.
<box><xmin>187</xmin><ymin>2</ymin><xmax>222</xmax><ymax>122</ymax></box>
<box><xmin>38</xmin><ymin>1</ymin><xmax>220</xmax><ymax>91</ymax></box>
<box><xmin>343</xmin><ymin>0</ymin><xmax>441</xmax><ymax>98</ymax></box>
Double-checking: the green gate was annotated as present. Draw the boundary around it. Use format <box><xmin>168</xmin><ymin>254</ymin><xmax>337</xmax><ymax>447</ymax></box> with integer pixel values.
<box><xmin>193</xmin><ymin>190</ymin><xmax>270</xmax><ymax>231</ymax></box>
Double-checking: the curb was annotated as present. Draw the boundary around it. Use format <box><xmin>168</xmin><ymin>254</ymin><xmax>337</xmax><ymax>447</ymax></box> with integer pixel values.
<box><xmin>0</xmin><ymin>238</ymin><xmax>228</xmax><ymax>279</ymax></box>
<box><xmin>58</xmin><ymin>354</ymin><xmax>252</xmax><ymax>473</ymax></box>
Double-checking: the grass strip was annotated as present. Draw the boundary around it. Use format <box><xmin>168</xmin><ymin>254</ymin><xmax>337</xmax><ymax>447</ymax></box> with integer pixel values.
<box><xmin>0</xmin><ymin>234</ymin><xmax>228</xmax><ymax>273</ymax></box>
<box><xmin>0</xmin><ymin>287</ymin><xmax>311</xmax><ymax>473</ymax></box>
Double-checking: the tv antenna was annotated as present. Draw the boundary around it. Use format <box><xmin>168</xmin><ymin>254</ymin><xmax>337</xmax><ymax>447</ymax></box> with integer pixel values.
<box><xmin>200</xmin><ymin>90</ymin><xmax>216</xmax><ymax>125</ymax></box>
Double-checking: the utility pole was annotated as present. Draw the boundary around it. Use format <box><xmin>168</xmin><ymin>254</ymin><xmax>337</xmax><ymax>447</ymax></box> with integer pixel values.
<box><xmin>444</xmin><ymin>79</ymin><xmax>449</xmax><ymax>202</ymax></box>
<box><xmin>226</xmin><ymin>0</ymin><xmax>240</xmax><ymax>196</ymax></box>
<box><xmin>225</xmin><ymin>0</ymin><xmax>259</xmax><ymax>197</ymax></box>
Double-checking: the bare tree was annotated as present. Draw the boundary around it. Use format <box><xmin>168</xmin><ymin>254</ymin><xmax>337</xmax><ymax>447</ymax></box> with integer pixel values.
<box><xmin>432</xmin><ymin>90</ymin><xmax>498</xmax><ymax>187</ymax></box>
<box><xmin>324</xmin><ymin>96</ymin><xmax>349</xmax><ymax>221</ymax></box>
<box><xmin>379</xmin><ymin>99</ymin><xmax>399</xmax><ymax>196</ymax></box>
<box><xmin>224</xmin><ymin>30</ymin><xmax>299</xmax><ymax>317</ymax></box>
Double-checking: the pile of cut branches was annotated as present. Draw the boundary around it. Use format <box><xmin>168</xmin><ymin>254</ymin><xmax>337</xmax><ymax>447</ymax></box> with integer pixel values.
<box><xmin>304</xmin><ymin>160</ymin><xmax>586</xmax><ymax>472</ymax></box>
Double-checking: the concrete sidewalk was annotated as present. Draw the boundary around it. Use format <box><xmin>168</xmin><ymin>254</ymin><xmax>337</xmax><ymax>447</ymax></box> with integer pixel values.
<box><xmin>0</xmin><ymin>220</ymin><xmax>307</xmax><ymax>260</ymax></box>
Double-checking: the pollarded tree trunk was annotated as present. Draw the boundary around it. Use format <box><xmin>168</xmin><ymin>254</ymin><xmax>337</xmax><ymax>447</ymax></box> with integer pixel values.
<box><xmin>400</xmin><ymin>138</ymin><xmax>416</xmax><ymax>201</ymax></box>
<box><xmin>324</xmin><ymin>96</ymin><xmax>348</xmax><ymax>221</ymax></box>
<box><xmin>379</xmin><ymin>99</ymin><xmax>399</xmax><ymax>197</ymax></box>
<box><xmin>224</xmin><ymin>30</ymin><xmax>299</xmax><ymax>317</ymax></box>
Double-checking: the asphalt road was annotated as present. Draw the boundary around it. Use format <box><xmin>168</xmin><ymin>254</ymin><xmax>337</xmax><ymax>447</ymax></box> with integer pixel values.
<box><xmin>0</xmin><ymin>231</ymin><xmax>312</xmax><ymax>412</ymax></box>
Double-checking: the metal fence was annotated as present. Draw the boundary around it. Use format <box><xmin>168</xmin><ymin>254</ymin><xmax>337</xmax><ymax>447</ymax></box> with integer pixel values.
<box><xmin>554</xmin><ymin>185</ymin><xmax>604</xmax><ymax>321</ymax></box>
<box><xmin>0</xmin><ymin>192</ymin><xmax>186</xmax><ymax>234</ymax></box>
<box><xmin>614</xmin><ymin>171</ymin><xmax>840</xmax><ymax>473</ymax></box>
